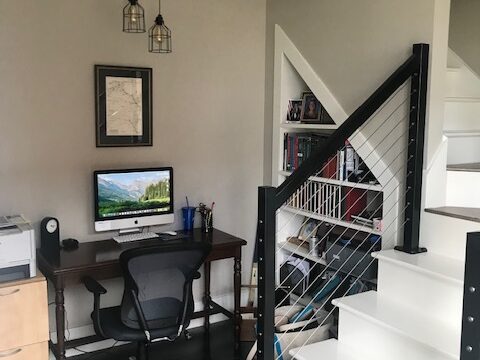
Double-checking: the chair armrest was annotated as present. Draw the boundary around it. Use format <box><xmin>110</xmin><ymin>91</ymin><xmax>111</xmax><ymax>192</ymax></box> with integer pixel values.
<box><xmin>83</xmin><ymin>277</ymin><xmax>107</xmax><ymax>295</ymax></box>
<box><xmin>82</xmin><ymin>277</ymin><xmax>107</xmax><ymax>339</ymax></box>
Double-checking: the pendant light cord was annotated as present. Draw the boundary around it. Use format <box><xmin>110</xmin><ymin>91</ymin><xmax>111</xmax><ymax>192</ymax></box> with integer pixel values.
<box><xmin>159</xmin><ymin>0</ymin><xmax>161</xmax><ymax>13</ymax></box>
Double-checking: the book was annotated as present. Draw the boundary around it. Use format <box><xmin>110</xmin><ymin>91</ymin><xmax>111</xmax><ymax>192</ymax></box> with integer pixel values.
<box><xmin>342</xmin><ymin>187</ymin><xmax>368</xmax><ymax>221</ymax></box>
<box><xmin>322</xmin><ymin>155</ymin><xmax>338</xmax><ymax>178</ymax></box>
<box><xmin>283</xmin><ymin>133</ymin><xmax>329</xmax><ymax>171</ymax></box>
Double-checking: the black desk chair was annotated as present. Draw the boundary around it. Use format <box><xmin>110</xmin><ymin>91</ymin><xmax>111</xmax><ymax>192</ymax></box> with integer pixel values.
<box><xmin>83</xmin><ymin>241</ymin><xmax>211</xmax><ymax>360</ymax></box>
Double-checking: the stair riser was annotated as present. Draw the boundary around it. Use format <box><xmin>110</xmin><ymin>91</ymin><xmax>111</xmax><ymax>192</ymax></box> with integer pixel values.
<box><xmin>446</xmin><ymin>171</ymin><xmax>480</xmax><ymax>208</ymax></box>
<box><xmin>444</xmin><ymin>102</ymin><xmax>480</xmax><ymax>133</ymax></box>
<box><xmin>447</xmin><ymin>137</ymin><xmax>480</xmax><ymax>164</ymax></box>
<box><xmin>446</xmin><ymin>70</ymin><xmax>480</xmax><ymax>99</ymax></box>
<box><xmin>419</xmin><ymin>211</ymin><xmax>479</xmax><ymax>261</ymax></box>
<box><xmin>337</xmin><ymin>309</ymin><xmax>458</xmax><ymax>360</ymax></box>
<box><xmin>377</xmin><ymin>260</ymin><xmax>463</xmax><ymax>332</ymax></box>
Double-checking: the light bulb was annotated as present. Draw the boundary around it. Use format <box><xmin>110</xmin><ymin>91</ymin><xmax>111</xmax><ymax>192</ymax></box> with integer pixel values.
<box><xmin>152</xmin><ymin>25</ymin><xmax>163</xmax><ymax>44</ymax></box>
<box><xmin>129</xmin><ymin>4</ymin><xmax>139</xmax><ymax>23</ymax></box>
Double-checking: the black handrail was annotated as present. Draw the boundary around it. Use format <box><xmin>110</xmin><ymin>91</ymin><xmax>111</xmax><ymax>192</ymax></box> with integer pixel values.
<box><xmin>256</xmin><ymin>43</ymin><xmax>430</xmax><ymax>360</ymax></box>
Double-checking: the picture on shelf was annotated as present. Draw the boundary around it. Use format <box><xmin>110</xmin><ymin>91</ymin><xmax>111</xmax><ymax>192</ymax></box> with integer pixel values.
<box><xmin>300</xmin><ymin>92</ymin><xmax>321</xmax><ymax>122</ymax></box>
<box><xmin>298</xmin><ymin>219</ymin><xmax>319</xmax><ymax>241</ymax></box>
<box><xmin>287</xmin><ymin>99</ymin><xmax>303</xmax><ymax>122</ymax></box>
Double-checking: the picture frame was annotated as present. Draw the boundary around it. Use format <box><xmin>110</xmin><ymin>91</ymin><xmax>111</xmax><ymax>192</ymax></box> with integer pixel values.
<box><xmin>298</xmin><ymin>219</ymin><xmax>319</xmax><ymax>241</ymax></box>
<box><xmin>95</xmin><ymin>65</ymin><xmax>152</xmax><ymax>147</ymax></box>
<box><xmin>287</xmin><ymin>99</ymin><xmax>303</xmax><ymax>122</ymax></box>
<box><xmin>300</xmin><ymin>92</ymin><xmax>321</xmax><ymax>122</ymax></box>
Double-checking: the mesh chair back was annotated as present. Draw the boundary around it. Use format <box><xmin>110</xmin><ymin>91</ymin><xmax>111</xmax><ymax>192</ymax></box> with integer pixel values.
<box><xmin>119</xmin><ymin>242</ymin><xmax>210</xmax><ymax>331</ymax></box>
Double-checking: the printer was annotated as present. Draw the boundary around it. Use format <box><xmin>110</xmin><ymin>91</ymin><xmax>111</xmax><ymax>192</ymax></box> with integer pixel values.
<box><xmin>0</xmin><ymin>217</ymin><xmax>36</xmax><ymax>283</ymax></box>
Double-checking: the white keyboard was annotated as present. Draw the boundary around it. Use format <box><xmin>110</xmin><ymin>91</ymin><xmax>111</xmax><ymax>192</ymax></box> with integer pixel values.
<box><xmin>113</xmin><ymin>232</ymin><xmax>160</xmax><ymax>243</ymax></box>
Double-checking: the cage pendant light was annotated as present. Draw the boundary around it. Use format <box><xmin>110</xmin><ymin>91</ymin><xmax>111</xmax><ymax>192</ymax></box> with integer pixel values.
<box><xmin>123</xmin><ymin>0</ymin><xmax>146</xmax><ymax>33</ymax></box>
<box><xmin>149</xmin><ymin>0</ymin><xmax>172</xmax><ymax>53</ymax></box>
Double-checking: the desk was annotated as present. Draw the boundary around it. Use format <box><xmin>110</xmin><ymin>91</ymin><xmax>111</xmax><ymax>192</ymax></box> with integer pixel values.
<box><xmin>37</xmin><ymin>228</ymin><xmax>247</xmax><ymax>360</ymax></box>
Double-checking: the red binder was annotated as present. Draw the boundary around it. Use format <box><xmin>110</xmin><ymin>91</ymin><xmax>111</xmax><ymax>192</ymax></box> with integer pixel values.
<box><xmin>343</xmin><ymin>187</ymin><xmax>368</xmax><ymax>221</ymax></box>
<box><xmin>322</xmin><ymin>155</ymin><xmax>338</xmax><ymax>179</ymax></box>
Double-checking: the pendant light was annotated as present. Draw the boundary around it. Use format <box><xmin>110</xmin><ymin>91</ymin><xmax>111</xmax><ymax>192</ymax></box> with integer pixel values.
<box><xmin>123</xmin><ymin>0</ymin><xmax>146</xmax><ymax>33</ymax></box>
<box><xmin>148</xmin><ymin>0</ymin><xmax>172</xmax><ymax>53</ymax></box>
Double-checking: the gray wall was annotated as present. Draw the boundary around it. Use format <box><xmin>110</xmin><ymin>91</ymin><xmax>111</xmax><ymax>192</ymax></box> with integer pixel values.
<box><xmin>450</xmin><ymin>0</ymin><xmax>480</xmax><ymax>75</ymax></box>
<box><xmin>0</xmin><ymin>0</ymin><xmax>266</xmax><ymax>329</ymax></box>
<box><xmin>264</xmin><ymin>0</ymin><xmax>442</xmax><ymax>183</ymax></box>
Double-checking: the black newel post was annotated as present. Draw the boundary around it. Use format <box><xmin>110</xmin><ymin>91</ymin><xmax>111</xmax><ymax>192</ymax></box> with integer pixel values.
<box><xmin>257</xmin><ymin>186</ymin><xmax>277</xmax><ymax>360</ymax></box>
<box><xmin>460</xmin><ymin>232</ymin><xmax>480</xmax><ymax>359</ymax></box>
<box><xmin>395</xmin><ymin>43</ymin><xmax>429</xmax><ymax>254</ymax></box>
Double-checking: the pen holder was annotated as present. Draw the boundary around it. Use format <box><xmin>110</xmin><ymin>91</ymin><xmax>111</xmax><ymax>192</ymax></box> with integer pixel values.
<box><xmin>182</xmin><ymin>207</ymin><xmax>196</xmax><ymax>232</ymax></box>
<box><xmin>201</xmin><ymin>210</ymin><xmax>213</xmax><ymax>233</ymax></box>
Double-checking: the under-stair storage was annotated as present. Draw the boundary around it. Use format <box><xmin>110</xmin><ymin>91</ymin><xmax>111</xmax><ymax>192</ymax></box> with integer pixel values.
<box><xmin>255</xmin><ymin>26</ymin><xmax>433</xmax><ymax>360</ymax></box>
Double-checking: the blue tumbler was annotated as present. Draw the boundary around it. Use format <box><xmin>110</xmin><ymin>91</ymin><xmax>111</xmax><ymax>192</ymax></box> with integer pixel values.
<box><xmin>182</xmin><ymin>207</ymin><xmax>196</xmax><ymax>231</ymax></box>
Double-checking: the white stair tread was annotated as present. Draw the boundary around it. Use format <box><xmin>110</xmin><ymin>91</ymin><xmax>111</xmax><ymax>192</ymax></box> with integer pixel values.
<box><xmin>372</xmin><ymin>249</ymin><xmax>464</xmax><ymax>285</ymax></box>
<box><xmin>332</xmin><ymin>291</ymin><xmax>459</xmax><ymax>359</ymax></box>
<box><xmin>290</xmin><ymin>339</ymin><xmax>359</xmax><ymax>360</ymax></box>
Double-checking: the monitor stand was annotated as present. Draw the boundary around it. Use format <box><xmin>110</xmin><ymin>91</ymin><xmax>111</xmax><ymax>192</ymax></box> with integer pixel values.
<box><xmin>119</xmin><ymin>227</ymin><xmax>142</xmax><ymax>235</ymax></box>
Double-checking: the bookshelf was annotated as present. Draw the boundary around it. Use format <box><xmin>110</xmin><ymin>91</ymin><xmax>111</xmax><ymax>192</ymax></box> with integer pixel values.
<box><xmin>280</xmin><ymin>123</ymin><xmax>338</xmax><ymax>131</ymax></box>
<box><xmin>272</xmin><ymin>26</ymin><xmax>400</xmax><ymax>315</ymax></box>
<box><xmin>278</xmin><ymin>171</ymin><xmax>384</xmax><ymax>192</ymax></box>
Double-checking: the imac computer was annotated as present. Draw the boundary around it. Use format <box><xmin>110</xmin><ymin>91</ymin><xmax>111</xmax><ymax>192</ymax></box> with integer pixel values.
<box><xmin>94</xmin><ymin>167</ymin><xmax>174</xmax><ymax>234</ymax></box>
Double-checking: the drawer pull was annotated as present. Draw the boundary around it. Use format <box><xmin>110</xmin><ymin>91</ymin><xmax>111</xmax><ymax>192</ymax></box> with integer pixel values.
<box><xmin>0</xmin><ymin>289</ymin><xmax>20</xmax><ymax>297</ymax></box>
<box><xmin>0</xmin><ymin>348</ymin><xmax>22</xmax><ymax>357</ymax></box>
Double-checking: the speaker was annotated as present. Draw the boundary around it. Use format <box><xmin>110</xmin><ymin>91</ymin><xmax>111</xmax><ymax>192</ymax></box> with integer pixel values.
<box><xmin>40</xmin><ymin>217</ymin><xmax>60</xmax><ymax>261</ymax></box>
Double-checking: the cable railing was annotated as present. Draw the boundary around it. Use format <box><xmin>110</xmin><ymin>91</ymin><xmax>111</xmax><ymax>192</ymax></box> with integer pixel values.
<box><xmin>255</xmin><ymin>43</ymin><xmax>429</xmax><ymax>360</ymax></box>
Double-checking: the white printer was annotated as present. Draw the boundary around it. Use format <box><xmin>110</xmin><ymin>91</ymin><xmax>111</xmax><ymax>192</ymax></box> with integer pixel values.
<box><xmin>0</xmin><ymin>215</ymin><xmax>36</xmax><ymax>283</ymax></box>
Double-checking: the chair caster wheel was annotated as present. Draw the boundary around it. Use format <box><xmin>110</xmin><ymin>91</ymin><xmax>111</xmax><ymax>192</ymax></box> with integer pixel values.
<box><xmin>184</xmin><ymin>330</ymin><xmax>193</xmax><ymax>341</ymax></box>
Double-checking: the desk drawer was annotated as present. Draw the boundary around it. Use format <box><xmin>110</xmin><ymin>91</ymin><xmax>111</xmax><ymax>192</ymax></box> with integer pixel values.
<box><xmin>0</xmin><ymin>342</ymin><xmax>48</xmax><ymax>360</ymax></box>
<box><xmin>0</xmin><ymin>279</ymin><xmax>48</xmax><ymax>351</ymax></box>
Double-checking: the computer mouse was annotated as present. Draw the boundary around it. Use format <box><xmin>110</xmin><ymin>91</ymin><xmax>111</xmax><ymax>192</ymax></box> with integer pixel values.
<box><xmin>62</xmin><ymin>238</ymin><xmax>79</xmax><ymax>250</ymax></box>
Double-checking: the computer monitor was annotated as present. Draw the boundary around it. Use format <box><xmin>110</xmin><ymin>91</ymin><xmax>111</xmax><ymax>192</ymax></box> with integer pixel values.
<box><xmin>94</xmin><ymin>167</ymin><xmax>174</xmax><ymax>232</ymax></box>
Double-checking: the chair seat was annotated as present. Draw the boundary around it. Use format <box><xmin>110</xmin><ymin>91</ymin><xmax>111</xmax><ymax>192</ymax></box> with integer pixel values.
<box><xmin>94</xmin><ymin>306</ymin><xmax>181</xmax><ymax>342</ymax></box>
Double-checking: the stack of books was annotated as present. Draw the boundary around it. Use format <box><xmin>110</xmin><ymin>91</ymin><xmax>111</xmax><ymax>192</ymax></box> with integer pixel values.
<box><xmin>283</xmin><ymin>133</ymin><xmax>329</xmax><ymax>171</ymax></box>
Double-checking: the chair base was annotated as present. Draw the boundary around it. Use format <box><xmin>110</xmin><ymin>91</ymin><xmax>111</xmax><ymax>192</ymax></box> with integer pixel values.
<box><xmin>127</xmin><ymin>341</ymin><xmax>149</xmax><ymax>360</ymax></box>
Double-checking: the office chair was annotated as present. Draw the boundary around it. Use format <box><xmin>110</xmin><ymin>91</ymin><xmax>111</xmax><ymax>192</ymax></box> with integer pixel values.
<box><xmin>83</xmin><ymin>241</ymin><xmax>211</xmax><ymax>360</ymax></box>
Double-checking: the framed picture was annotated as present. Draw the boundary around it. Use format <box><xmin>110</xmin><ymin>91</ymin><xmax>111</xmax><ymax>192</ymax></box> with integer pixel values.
<box><xmin>95</xmin><ymin>65</ymin><xmax>152</xmax><ymax>147</ymax></box>
<box><xmin>298</xmin><ymin>219</ymin><xmax>319</xmax><ymax>241</ymax></box>
<box><xmin>300</xmin><ymin>92</ymin><xmax>321</xmax><ymax>122</ymax></box>
<box><xmin>287</xmin><ymin>99</ymin><xmax>303</xmax><ymax>122</ymax></box>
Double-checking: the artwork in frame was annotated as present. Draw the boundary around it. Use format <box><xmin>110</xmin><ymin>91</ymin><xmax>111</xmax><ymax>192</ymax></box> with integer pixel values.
<box><xmin>287</xmin><ymin>99</ymin><xmax>303</xmax><ymax>122</ymax></box>
<box><xmin>95</xmin><ymin>65</ymin><xmax>152</xmax><ymax>147</ymax></box>
<box><xmin>300</xmin><ymin>92</ymin><xmax>321</xmax><ymax>122</ymax></box>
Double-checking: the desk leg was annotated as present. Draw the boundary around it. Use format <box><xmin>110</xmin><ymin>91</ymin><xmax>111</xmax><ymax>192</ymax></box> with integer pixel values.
<box><xmin>234</xmin><ymin>250</ymin><xmax>242</xmax><ymax>352</ymax></box>
<box><xmin>204</xmin><ymin>261</ymin><xmax>212</xmax><ymax>332</ymax></box>
<box><xmin>55</xmin><ymin>287</ymin><xmax>66</xmax><ymax>360</ymax></box>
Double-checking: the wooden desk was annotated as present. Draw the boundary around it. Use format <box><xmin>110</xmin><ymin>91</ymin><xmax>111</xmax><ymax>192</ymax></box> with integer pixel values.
<box><xmin>37</xmin><ymin>228</ymin><xmax>247</xmax><ymax>360</ymax></box>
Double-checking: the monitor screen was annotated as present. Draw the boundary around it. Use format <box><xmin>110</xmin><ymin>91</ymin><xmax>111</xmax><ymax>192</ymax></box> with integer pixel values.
<box><xmin>94</xmin><ymin>167</ymin><xmax>174</xmax><ymax>223</ymax></box>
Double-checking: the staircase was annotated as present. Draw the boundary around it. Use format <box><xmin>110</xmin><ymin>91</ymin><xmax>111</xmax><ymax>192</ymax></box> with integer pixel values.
<box><xmin>287</xmin><ymin>51</ymin><xmax>480</xmax><ymax>360</ymax></box>
<box><xmin>444</xmin><ymin>50</ymin><xmax>480</xmax><ymax>165</ymax></box>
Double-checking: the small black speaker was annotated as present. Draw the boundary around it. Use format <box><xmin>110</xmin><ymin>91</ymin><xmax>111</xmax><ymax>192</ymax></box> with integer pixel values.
<box><xmin>40</xmin><ymin>217</ymin><xmax>61</xmax><ymax>261</ymax></box>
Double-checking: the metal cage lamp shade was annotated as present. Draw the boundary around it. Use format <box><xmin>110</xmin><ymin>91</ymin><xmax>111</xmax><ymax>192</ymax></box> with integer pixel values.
<box><xmin>149</xmin><ymin>15</ymin><xmax>172</xmax><ymax>53</ymax></box>
<box><xmin>123</xmin><ymin>0</ymin><xmax>146</xmax><ymax>33</ymax></box>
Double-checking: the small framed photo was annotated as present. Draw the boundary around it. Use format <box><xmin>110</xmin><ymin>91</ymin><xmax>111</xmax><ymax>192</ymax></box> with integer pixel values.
<box><xmin>300</xmin><ymin>92</ymin><xmax>321</xmax><ymax>122</ymax></box>
<box><xmin>95</xmin><ymin>65</ymin><xmax>152</xmax><ymax>147</ymax></box>
<box><xmin>298</xmin><ymin>219</ymin><xmax>319</xmax><ymax>241</ymax></box>
<box><xmin>287</xmin><ymin>100</ymin><xmax>303</xmax><ymax>122</ymax></box>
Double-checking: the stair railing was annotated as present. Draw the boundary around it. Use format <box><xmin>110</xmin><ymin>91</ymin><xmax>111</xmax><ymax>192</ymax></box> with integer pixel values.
<box><xmin>256</xmin><ymin>43</ymin><xmax>429</xmax><ymax>360</ymax></box>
